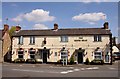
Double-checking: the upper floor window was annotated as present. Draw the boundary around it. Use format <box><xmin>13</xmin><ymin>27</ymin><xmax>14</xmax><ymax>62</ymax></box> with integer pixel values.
<box><xmin>61</xmin><ymin>36</ymin><xmax>68</xmax><ymax>42</ymax></box>
<box><xmin>18</xmin><ymin>36</ymin><xmax>23</xmax><ymax>44</ymax></box>
<box><xmin>30</xmin><ymin>36</ymin><xmax>35</xmax><ymax>44</ymax></box>
<box><xmin>94</xmin><ymin>35</ymin><xmax>102</xmax><ymax>42</ymax></box>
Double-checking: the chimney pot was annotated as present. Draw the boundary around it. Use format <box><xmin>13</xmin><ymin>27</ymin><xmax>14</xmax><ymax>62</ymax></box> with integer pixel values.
<box><xmin>16</xmin><ymin>26</ymin><xmax>21</xmax><ymax>31</ymax></box>
<box><xmin>54</xmin><ymin>23</ymin><xmax>58</xmax><ymax>30</ymax></box>
<box><xmin>4</xmin><ymin>24</ymin><xmax>9</xmax><ymax>32</ymax></box>
<box><xmin>103</xmin><ymin>22</ymin><xmax>109</xmax><ymax>29</ymax></box>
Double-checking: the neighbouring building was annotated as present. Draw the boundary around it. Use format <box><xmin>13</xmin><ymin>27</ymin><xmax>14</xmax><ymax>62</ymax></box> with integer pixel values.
<box><xmin>2</xmin><ymin>24</ymin><xmax>11</xmax><ymax>62</ymax></box>
<box><xmin>0</xmin><ymin>30</ymin><xmax>3</xmax><ymax>63</ymax></box>
<box><xmin>11</xmin><ymin>22</ymin><xmax>112</xmax><ymax>64</ymax></box>
<box><xmin>112</xmin><ymin>37</ymin><xmax>120</xmax><ymax>54</ymax></box>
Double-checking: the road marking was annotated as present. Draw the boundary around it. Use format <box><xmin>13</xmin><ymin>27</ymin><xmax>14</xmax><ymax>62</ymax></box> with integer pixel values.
<box><xmin>109</xmin><ymin>67</ymin><xmax>116</xmax><ymax>70</ymax></box>
<box><xmin>12</xmin><ymin>69</ymin><xmax>60</xmax><ymax>74</ymax></box>
<box><xmin>60</xmin><ymin>71</ymin><xmax>68</xmax><ymax>74</ymax></box>
<box><xmin>86</xmin><ymin>67</ymin><xmax>99</xmax><ymax>70</ymax></box>
<box><xmin>19</xmin><ymin>65</ymin><xmax>22</xmax><ymax>67</ymax></box>
<box><xmin>32</xmin><ymin>66</ymin><xmax>35</xmax><ymax>67</ymax></box>
<box><xmin>69</xmin><ymin>67</ymin><xmax>74</xmax><ymax>69</ymax></box>
<box><xmin>81</xmin><ymin>68</ymin><xmax>85</xmax><ymax>70</ymax></box>
<box><xmin>67</xmin><ymin>70</ymin><xmax>74</xmax><ymax>73</ymax></box>
<box><xmin>74</xmin><ymin>69</ymin><xmax>80</xmax><ymax>71</ymax></box>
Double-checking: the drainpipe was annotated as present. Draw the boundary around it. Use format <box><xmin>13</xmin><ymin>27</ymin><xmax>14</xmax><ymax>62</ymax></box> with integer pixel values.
<box><xmin>110</xmin><ymin>34</ymin><xmax>112</xmax><ymax>65</ymax></box>
<box><xmin>2</xmin><ymin>39</ymin><xmax>3</xmax><ymax>63</ymax></box>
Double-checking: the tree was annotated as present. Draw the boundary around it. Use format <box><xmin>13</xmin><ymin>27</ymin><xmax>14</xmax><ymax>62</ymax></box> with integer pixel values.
<box><xmin>9</xmin><ymin>26</ymin><xmax>16</xmax><ymax>37</ymax></box>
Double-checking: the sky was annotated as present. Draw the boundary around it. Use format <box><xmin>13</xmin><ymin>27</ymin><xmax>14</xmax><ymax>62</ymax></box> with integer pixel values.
<box><xmin>1</xmin><ymin>1</ymin><xmax>119</xmax><ymax>38</ymax></box>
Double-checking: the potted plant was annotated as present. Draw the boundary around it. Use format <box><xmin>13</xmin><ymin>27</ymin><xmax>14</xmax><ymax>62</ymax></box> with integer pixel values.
<box><xmin>85</xmin><ymin>58</ymin><xmax>90</xmax><ymax>65</ymax></box>
<box><xmin>70</xmin><ymin>55</ymin><xmax>74</xmax><ymax>65</ymax></box>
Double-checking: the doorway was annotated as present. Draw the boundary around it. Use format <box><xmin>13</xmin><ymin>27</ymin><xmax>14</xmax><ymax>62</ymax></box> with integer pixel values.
<box><xmin>43</xmin><ymin>51</ymin><xmax>47</xmax><ymax>63</ymax></box>
<box><xmin>78</xmin><ymin>52</ymin><xmax>83</xmax><ymax>63</ymax></box>
<box><xmin>38</xmin><ymin>48</ymin><xmax>50</xmax><ymax>63</ymax></box>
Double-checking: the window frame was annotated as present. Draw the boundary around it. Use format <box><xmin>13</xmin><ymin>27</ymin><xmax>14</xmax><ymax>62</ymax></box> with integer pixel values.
<box><xmin>18</xmin><ymin>36</ymin><xmax>23</xmax><ymax>45</ymax></box>
<box><xmin>94</xmin><ymin>35</ymin><xmax>102</xmax><ymax>42</ymax></box>
<box><xmin>94</xmin><ymin>51</ymin><xmax>102</xmax><ymax>60</ymax></box>
<box><xmin>60</xmin><ymin>36</ymin><xmax>68</xmax><ymax>42</ymax></box>
<box><xmin>30</xmin><ymin>36</ymin><xmax>35</xmax><ymax>45</ymax></box>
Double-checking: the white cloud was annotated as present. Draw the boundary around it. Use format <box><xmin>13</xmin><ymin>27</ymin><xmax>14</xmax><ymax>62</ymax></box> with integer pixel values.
<box><xmin>11</xmin><ymin>14</ymin><xmax>24</xmax><ymax>22</ymax></box>
<box><xmin>12</xmin><ymin>9</ymin><xmax>55</xmax><ymax>23</ymax></box>
<box><xmin>33</xmin><ymin>23</ymin><xmax>49</xmax><ymax>29</ymax></box>
<box><xmin>72</xmin><ymin>12</ymin><xmax>107</xmax><ymax>24</ymax></box>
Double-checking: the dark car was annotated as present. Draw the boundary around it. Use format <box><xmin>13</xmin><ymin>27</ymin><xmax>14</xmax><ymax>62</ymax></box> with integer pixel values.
<box><xmin>14</xmin><ymin>58</ymin><xmax>25</xmax><ymax>63</ymax></box>
<box><xmin>26</xmin><ymin>58</ymin><xmax>36</xmax><ymax>64</ymax></box>
<box><xmin>112</xmin><ymin>52</ymin><xmax>120</xmax><ymax>60</ymax></box>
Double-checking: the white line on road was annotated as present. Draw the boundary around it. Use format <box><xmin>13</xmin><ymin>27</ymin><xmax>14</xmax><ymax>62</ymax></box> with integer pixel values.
<box><xmin>60</xmin><ymin>71</ymin><xmax>68</xmax><ymax>74</ymax></box>
<box><xmin>86</xmin><ymin>67</ymin><xmax>99</xmax><ymax>70</ymax></box>
<box><xmin>67</xmin><ymin>70</ymin><xmax>74</xmax><ymax>73</ymax></box>
<box><xmin>74</xmin><ymin>69</ymin><xmax>80</xmax><ymax>71</ymax></box>
<box><xmin>109</xmin><ymin>67</ymin><xmax>116</xmax><ymax>70</ymax></box>
<box><xmin>81</xmin><ymin>68</ymin><xmax>85</xmax><ymax>70</ymax></box>
<box><xmin>12</xmin><ymin>69</ymin><xmax>44</xmax><ymax>73</ymax></box>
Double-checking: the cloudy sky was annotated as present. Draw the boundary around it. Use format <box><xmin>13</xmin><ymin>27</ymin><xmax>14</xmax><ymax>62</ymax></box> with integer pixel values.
<box><xmin>1</xmin><ymin>1</ymin><xmax>119</xmax><ymax>37</ymax></box>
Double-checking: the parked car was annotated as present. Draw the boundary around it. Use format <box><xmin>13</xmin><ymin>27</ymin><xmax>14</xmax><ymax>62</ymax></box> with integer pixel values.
<box><xmin>112</xmin><ymin>52</ymin><xmax>120</xmax><ymax>60</ymax></box>
<box><xmin>90</xmin><ymin>59</ymin><xmax>104</xmax><ymax>65</ymax></box>
<box><xmin>14</xmin><ymin>58</ymin><xmax>25</xmax><ymax>63</ymax></box>
<box><xmin>26</xmin><ymin>58</ymin><xmax>36</xmax><ymax>63</ymax></box>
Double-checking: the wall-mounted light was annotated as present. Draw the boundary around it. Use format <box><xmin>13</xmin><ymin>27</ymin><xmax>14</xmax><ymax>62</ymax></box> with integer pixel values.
<box><xmin>83</xmin><ymin>52</ymin><xmax>87</xmax><ymax>56</ymax></box>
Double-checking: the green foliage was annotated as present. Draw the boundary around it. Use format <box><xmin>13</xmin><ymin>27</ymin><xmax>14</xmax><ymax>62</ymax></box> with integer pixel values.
<box><xmin>9</xmin><ymin>26</ymin><xmax>16</xmax><ymax>37</ymax></box>
<box><xmin>70</xmin><ymin>55</ymin><xmax>74</xmax><ymax>65</ymax></box>
<box><xmin>85</xmin><ymin>58</ymin><xmax>90</xmax><ymax>65</ymax></box>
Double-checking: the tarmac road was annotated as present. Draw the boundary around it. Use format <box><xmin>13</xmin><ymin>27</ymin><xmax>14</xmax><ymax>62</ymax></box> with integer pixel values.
<box><xmin>2</xmin><ymin>60</ymin><xmax>119</xmax><ymax>78</ymax></box>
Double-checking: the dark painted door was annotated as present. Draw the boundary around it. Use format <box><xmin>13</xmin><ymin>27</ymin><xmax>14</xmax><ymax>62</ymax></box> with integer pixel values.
<box><xmin>78</xmin><ymin>52</ymin><xmax>83</xmax><ymax>63</ymax></box>
<box><xmin>43</xmin><ymin>51</ymin><xmax>47</xmax><ymax>63</ymax></box>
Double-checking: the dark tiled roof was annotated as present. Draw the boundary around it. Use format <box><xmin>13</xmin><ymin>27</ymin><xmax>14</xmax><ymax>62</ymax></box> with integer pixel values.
<box><xmin>0</xmin><ymin>30</ymin><xmax>2</xmax><ymax>40</ymax></box>
<box><xmin>12</xmin><ymin>28</ymin><xmax>112</xmax><ymax>36</ymax></box>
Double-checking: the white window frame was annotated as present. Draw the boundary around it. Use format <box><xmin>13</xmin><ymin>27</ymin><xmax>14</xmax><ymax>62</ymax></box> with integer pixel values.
<box><xmin>94</xmin><ymin>35</ymin><xmax>102</xmax><ymax>42</ymax></box>
<box><xmin>94</xmin><ymin>51</ymin><xmax>102</xmax><ymax>60</ymax></box>
<box><xmin>30</xmin><ymin>36</ymin><xmax>35</xmax><ymax>44</ymax></box>
<box><xmin>61</xmin><ymin>36</ymin><xmax>68</xmax><ymax>42</ymax></box>
<box><xmin>18</xmin><ymin>36</ymin><xmax>23</xmax><ymax>44</ymax></box>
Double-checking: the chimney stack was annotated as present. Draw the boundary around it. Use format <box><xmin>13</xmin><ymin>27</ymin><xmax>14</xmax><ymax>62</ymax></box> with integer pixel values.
<box><xmin>16</xmin><ymin>25</ymin><xmax>21</xmax><ymax>31</ymax></box>
<box><xmin>54</xmin><ymin>23</ymin><xmax>58</xmax><ymax>30</ymax></box>
<box><xmin>103</xmin><ymin>22</ymin><xmax>109</xmax><ymax>29</ymax></box>
<box><xmin>3</xmin><ymin>24</ymin><xmax>9</xmax><ymax>32</ymax></box>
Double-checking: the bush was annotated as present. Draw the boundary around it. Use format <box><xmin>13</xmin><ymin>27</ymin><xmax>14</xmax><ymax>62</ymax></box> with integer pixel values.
<box><xmin>70</xmin><ymin>55</ymin><xmax>74</xmax><ymax>65</ymax></box>
<box><xmin>90</xmin><ymin>59</ymin><xmax>104</xmax><ymax>65</ymax></box>
<box><xmin>84</xmin><ymin>58</ymin><xmax>90</xmax><ymax>65</ymax></box>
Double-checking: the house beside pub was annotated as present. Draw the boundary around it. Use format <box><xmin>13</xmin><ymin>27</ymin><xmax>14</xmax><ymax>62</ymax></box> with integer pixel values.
<box><xmin>11</xmin><ymin>22</ymin><xmax>112</xmax><ymax>64</ymax></box>
<box><xmin>0</xmin><ymin>30</ymin><xmax>3</xmax><ymax>63</ymax></box>
<box><xmin>2</xmin><ymin>24</ymin><xmax>11</xmax><ymax>62</ymax></box>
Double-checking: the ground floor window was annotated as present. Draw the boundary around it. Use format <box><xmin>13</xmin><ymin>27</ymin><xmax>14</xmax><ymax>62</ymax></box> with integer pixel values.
<box><xmin>18</xmin><ymin>55</ymin><xmax>23</xmax><ymax>58</ymax></box>
<box><xmin>94</xmin><ymin>51</ymin><xmax>102</xmax><ymax>60</ymax></box>
<box><xmin>61</xmin><ymin>50</ymin><xmax>68</xmax><ymax>60</ymax></box>
<box><xmin>29</xmin><ymin>50</ymin><xmax>35</xmax><ymax>59</ymax></box>
<box><xmin>18</xmin><ymin>51</ymin><xmax>24</xmax><ymax>58</ymax></box>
